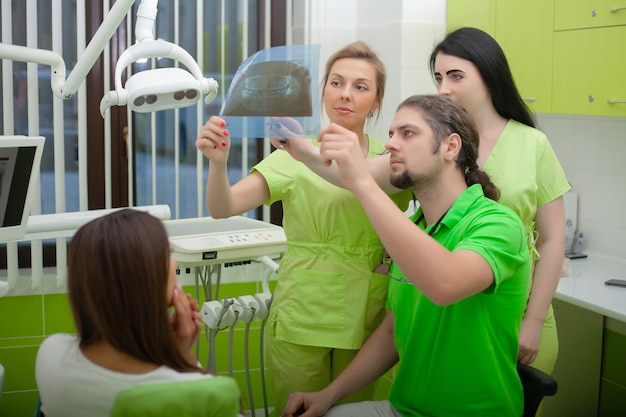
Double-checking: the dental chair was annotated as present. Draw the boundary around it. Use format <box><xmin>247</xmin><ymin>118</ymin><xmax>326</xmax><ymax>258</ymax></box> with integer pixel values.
<box><xmin>109</xmin><ymin>375</ymin><xmax>241</xmax><ymax>417</ymax></box>
<box><xmin>517</xmin><ymin>362</ymin><xmax>558</xmax><ymax>417</ymax></box>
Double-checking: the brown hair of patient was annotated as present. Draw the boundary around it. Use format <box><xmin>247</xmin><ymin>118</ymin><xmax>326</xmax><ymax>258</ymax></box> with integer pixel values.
<box><xmin>68</xmin><ymin>208</ymin><xmax>201</xmax><ymax>373</ymax></box>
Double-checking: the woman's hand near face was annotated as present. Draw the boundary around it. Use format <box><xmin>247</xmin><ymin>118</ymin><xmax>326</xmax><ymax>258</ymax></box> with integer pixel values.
<box><xmin>170</xmin><ymin>283</ymin><xmax>202</xmax><ymax>357</ymax></box>
<box><xmin>195</xmin><ymin>116</ymin><xmax>231</xmax><ymax>165</ymax></box>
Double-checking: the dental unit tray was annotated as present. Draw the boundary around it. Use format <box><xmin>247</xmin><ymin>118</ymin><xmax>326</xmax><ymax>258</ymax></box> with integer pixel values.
<box><xmin>165</xmin><ymin>216</ymin><xmax>286</xmax><ymax>266</ymax></box>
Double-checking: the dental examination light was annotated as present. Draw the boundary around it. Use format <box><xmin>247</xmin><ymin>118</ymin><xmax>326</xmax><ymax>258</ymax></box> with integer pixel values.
<box><xmin>99</xmin><ymin>39</ymin><xmax>219</xmax><ymax>116</ymax></box>
<box><xmin>0</xmin><ymin>0</ymin><xmax>218</xmax><ymax>118</ymax></box>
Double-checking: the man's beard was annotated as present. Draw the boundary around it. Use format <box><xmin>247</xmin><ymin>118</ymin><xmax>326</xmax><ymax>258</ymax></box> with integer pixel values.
<box><xmin>390</xmin><ymin>170</ymin><xmax>414</xmax><ymax>190</ymax></box>
<box><xmin>390</xmin><ymin>166</ymin><xmax>439</xmax><ymax>193</ymax></box>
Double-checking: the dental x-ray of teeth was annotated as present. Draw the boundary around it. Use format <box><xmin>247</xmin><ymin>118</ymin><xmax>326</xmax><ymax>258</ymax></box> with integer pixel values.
<box><xmin>220</xmin><ymin>44</ymin><xmax>321</xmax><ymax>138</ymax></box>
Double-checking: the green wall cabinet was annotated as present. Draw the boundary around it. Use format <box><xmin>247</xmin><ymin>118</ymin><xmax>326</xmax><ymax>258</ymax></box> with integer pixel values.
<box><xmin>555</xmin><ymin>0</ymin><xmax>626</xmax><ymax>30</ymax></box>
<box><xmin>447</xmin><ymin>0</ymin><xmax>626</xmax><ymax>117</ymax></box>
<box><xmin>446</xmin><ymin>0</ymin><xmax>496</xmax><ymax>36</ymax></box>
<box><xmin>495</xmin><ymin>0</ymin><xmax>554</xmax><ymax>113</ymax></box>
<box><xmin>599</xmin><ymin>321</ymin><xmax>626</xmax><ymax>416</ymax></box>
<box><xmin>543</xmin><ymin>299</ymin><xmax>603</xmax><ymax>417</ymax></box>
<box><xmin>445</xmin><ymin>0</ymin><xmax>553</xmax><ymax>113</ymax></box>
<box><xmin>552</xmin><ymin>26</ymin><xmax>626</xmax><ymax>117</ymax></box>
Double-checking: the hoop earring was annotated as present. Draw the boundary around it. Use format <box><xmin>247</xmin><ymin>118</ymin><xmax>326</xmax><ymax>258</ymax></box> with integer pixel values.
<box><xmin>367</xmin><ymin>111</ymin><xmax>374</xmax><ymax>118</ymax></box>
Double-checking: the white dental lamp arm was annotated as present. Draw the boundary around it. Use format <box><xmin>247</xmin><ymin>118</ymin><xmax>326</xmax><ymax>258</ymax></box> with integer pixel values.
<box><xmin>61</xmin><ymin>0</ymin><xmax>139</xmax><ymax>99</ymax></box>
<box><xmin>134</xmin><ymin>0</ymin><xmax>158</xmax><ymax>43</ymax></box>
<box><xmin>0</xmin><ymin>0</ymin><xmax>136</xmax><ymax>100</ymax></box>
<box><xmin>0</xmin><ymin>44</ymin><xmax>66</xmax><ymax>93</ymax></box>
<box><xmin>0</xmin><ymin>0</ymin><xmax>217</xmax><ymax>117</ymax></box>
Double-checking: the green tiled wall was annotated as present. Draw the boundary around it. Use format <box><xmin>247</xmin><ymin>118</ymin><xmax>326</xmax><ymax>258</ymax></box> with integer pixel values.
<box><xmin>0</xmin><ymin>295</ymin><xmax>44</xmax><ymax>338</ymax></box>
<box><xmin>0</xmin><ymin>391</ymin><xmax>40</xmax><ymax>417</ymax></box>
<box><xmin>42</xmin><ymin>293</ymin><xmax>75</xmax><ymax>334</ymax></box>
<box><xmin>0</xmin><ymin>293</ymin><xmax>48</xmax><ymax>417</ymax></box>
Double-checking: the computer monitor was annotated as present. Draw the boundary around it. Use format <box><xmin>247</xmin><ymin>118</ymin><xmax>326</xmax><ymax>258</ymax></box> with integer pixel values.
<box><xmin>0</xmin><ymin>135</ymin><xmax>44</xmax><ymax>243</ymax></box>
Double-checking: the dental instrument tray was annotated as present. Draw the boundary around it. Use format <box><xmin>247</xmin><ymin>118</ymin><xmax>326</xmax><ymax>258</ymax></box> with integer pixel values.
<box><xmin>165</xmin><ymin>216</ymin><xmax>286</xmax><ymax>266</ymax></box>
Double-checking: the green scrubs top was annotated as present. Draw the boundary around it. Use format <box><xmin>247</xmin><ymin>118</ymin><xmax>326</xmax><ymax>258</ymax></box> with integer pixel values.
<box><xmin>485</xmin><ymin>120</ymin><xmax>570</xmax><ymax>374</ymax></box>
<box><xmin>253</xmin><ymin>136</ymin><xmax>412</xmax><ymax>349</ymax></box>
<box><xmin>484</xmin><ymin>119</ymin><xmax>571</xmax><ymax>262</ymax></box>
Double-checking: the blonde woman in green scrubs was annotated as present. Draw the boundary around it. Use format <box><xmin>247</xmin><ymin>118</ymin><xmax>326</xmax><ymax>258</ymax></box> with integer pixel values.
<box><xmin>196</xmin><ymin>41</ymin><xmax>412</xmax><ymax>413</ymax></box>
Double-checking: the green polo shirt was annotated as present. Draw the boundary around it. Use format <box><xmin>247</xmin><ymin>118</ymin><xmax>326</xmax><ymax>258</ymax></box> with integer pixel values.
<box><xmin>387</xmin><ymin>184</ymin><xmax>530</xmax><ymax>417</ymax></box>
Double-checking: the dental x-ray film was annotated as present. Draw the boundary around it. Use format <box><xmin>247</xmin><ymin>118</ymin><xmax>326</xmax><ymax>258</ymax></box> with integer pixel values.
<box><xmin>220</xmin><ymin>44</ymin><xmax>321</xmax><ymax>138</ymax></box>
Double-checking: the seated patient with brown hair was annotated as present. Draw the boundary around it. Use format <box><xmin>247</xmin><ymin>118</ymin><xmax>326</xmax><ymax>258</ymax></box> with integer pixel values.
<box><xmin>35</xmin><ymin>209</ymin><xmax>239</xmax><ymax>417</ymax></box>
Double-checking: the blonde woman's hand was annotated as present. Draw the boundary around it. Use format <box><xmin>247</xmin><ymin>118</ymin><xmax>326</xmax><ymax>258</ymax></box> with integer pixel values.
<box><xmin>195</xmin><ymin>115</ymin><xmax>231</xmax><ymax>165</ymax></box>
<box><xmin>517</xmin><ymin>316</ymin><xmax>542</xmax><ymax>365</ymax></box>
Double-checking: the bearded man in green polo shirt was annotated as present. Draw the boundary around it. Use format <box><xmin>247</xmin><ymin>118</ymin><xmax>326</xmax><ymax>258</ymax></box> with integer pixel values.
<box><xmin>282</xmin><ymin>95</ymin><xmax>530</xmax><ymax>417</ymax></box>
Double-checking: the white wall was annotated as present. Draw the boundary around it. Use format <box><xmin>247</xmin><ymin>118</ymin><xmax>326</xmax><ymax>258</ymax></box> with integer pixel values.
<box><xmin>291</xmin><ymin>0</ymin><xmax>446</xmax><ymax>140</ymax></box>
<box><xmin>540</xmin><ymin>114</ymin><xmax>626</xmax><ymax>259</ymax></box>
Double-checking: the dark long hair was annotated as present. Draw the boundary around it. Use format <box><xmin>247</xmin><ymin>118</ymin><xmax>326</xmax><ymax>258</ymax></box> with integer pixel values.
<box><xmin>68</xmin><ymin>209</ymin><xmax>202</xmax><ymax>373</ymax></box>
<box><xmin>398</xmin><ymin>95</ymin><xmax>500</xmax><ymax>201</ymax></box>
<box><xmin>429</xmin><ymin>27</ymin><xmax>536</xmax><ymax>128</ymax></box>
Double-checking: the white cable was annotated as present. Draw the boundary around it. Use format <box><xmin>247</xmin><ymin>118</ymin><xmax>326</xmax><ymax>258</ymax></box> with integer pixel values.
<box><xmin>244</xmin><ymin>313</ymin><xmax>256</xmax><ymax>417</ymax></box>
<box><xmin>228</xmin><ymin>313</ymin><xmax>237</xmax><ymax>377</ymax></box>
<box><xmin>258</xmin><ymin>294</ymin><xmax>273</xmax><ymax>417</ymax></box>
<box><xmin>259</xmin><ymin>317</ymin><xmax>269</xmax><ymax>417</ymax></box>
<box><xmin>206</xmin><ymin>327</ymin><xmax>217</xmax><ymax>373</ymax></box>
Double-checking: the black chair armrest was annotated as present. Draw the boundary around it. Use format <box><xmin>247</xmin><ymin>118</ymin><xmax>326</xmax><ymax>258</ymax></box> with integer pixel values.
<box><xmin>517</xmin><ymin>362</ymin><xmax>558</xmax><ymax>417</ymax></box>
